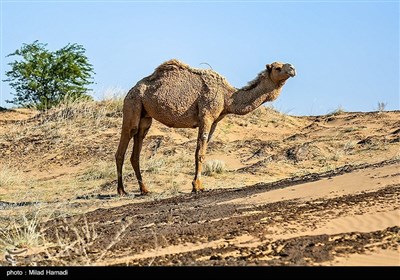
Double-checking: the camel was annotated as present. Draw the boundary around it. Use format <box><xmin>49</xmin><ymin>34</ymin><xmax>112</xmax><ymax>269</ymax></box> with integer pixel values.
<box><xmin>115</xmin><ymin>59</ymin><xmax>296</xmax><ymax>195</ymax></box>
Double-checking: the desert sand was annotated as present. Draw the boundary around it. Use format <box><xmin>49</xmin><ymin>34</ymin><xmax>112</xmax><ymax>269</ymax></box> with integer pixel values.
<box><xmin>0</xmin><ymin>102</ymin><xmax>398</xmax><ymax>266</ymax></box>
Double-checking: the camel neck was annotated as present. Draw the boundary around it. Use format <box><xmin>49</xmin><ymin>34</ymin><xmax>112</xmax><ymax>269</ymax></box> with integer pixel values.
<box><xmin>226</xmin><ymin>80</ymin><xmax>282</xmax><ymax>115</ymax></box>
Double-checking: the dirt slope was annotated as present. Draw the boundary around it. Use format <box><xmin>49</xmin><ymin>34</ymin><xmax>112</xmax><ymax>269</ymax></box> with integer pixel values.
<box><xmin>0</xmin><ymin>103</ymin><xmax>399</xmax><ymax>266</ymax></box>
<box><xmin>36</xmin><ymin>159</ymin><xmax>398</xmax><ymax>266</ymax></box>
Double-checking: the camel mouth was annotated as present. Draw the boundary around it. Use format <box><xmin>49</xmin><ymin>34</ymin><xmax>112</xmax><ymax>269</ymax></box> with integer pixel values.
<box><xmin>288</xmin><ymin>69</ymin><xmax>296</xmax><ymax>77</ymax></box>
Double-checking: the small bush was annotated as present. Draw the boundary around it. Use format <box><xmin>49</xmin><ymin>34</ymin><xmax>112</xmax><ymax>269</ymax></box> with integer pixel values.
<box><xmin>144</xmin><ymin>158</ymin><xmax>165</xmax><ymax>174</ymax></box>
<box><xmin>328</xmin><ymin>106</ymin><xmax>346</xmax><ymax>116</ymax></box>
<box><xmin>203</xmin><ymin>160</ymin><xmax>226</xmax><ymax>176</ymax></box>
<box><xmin>0</xmin><ymin>211</ymin><xmax>41</xmax><ymax>252</ymax></box>
<box><xmin>377</xmin><ymin>102</ymin><xmax>387</xmax><ymax>112</ymax></box>
<box><xmin>168</xmin><ymin>182</ymin><xmax>181</xmax><ymax>196</ymax></box>
<box><xmin>0</xmin><ymin>165</ymin><xmax>23</xmax><ymax>187</ymax></box>
<box><xmin>78</xmin><ymin>161</ymin><xmax>115</xmax><ymax>181</ymax></box>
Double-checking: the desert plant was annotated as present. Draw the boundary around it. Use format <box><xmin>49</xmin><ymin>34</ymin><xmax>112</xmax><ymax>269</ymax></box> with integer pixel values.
<box><xmin>168</xmin><ymin>182</ymin><xmax>181</xmax><ymax>196</ymax></box>
<box><xmin>0</xmin><ymin>165</ymin><xmax>23</xmax><ymax>187</ymax></box>
<box><xmin>78</xmin><ymin>161</ymin><xmax>115</xmax><ymax>181</ymax></box>
<box><xmin>144</xmin><ymin>158</ymin><xmax>165</xmax><ymax>174</ymax></box>
<box><xmin>343</xmin><ymin>141</ymin><xmax>356</xmax><ymax>154</ymax></box>
<box><xmin>4</xmin><ymin>40</ymin><xmax>95</xmax><ymax>110</ymax></box>
<box><xmin>377</xmin><ymin>102</ymin><xmax>387</xmax><ymax>112</ymax></box>
<box><xmin>203</xmin><ymin>160</ymin><xmax>226</xmax><ymax>176</ymax></box>
<box><xmin>0</xmin><ymin>210</ymin><xmax>41</xmax><ymax>252</ymax></box>
<box><xmin>331</xmin><ymin>150</ymin><xmax>342</xmax><ymax>161</ymax></box>
<box><xmin>328</xmin><ymin>106</ymin><xmax>346</xmax><ymax>116</ymax></box>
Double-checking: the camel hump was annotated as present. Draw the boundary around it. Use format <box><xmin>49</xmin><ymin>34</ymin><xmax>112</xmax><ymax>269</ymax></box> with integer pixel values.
<box><xmin>150</xmin><ymin>59</ymin><xmax>234</xmax><ymax>90</ymax></box>
<box><xmin>155</xmin><ymin>59</ymin><xmax>190</xmax><ymax>73</ymax></box>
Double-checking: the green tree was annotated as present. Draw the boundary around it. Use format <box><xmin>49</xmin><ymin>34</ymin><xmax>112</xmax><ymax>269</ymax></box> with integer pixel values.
<box><xmin>4</xmin><ymin>41</ymin><xmax>95</xmax><ymax>110</ymax></box>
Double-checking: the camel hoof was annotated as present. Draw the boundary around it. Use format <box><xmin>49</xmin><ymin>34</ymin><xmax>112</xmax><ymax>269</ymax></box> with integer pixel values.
<box><xmin>138</xmin><ymin>182</ymin><xmax>149</xmax><ymax>195</ymax></box>
<box><xmin>118</xmin><ymin>189</ymin><xmax>128</xmax><ymax>196</ymax></box>
<box><xmin>191</xmin><ymin>188</ymin><xmax>205</xmax><ymax>194</ymax></box>
<box><xmin>140</xmin><ymin>189</ymin><xmax>149</xmax><ymax>196</ymax></box>
<box><xmin>192</xmin><ymin>179</ymin><xmax>205</xmax><ymax>193</ymax></box>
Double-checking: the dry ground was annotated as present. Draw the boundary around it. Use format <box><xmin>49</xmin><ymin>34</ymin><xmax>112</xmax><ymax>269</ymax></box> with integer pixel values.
<box><xmin>0</xmin><ymin>100</ymin><xmax>399</xmax><ymax>266</ymax></box>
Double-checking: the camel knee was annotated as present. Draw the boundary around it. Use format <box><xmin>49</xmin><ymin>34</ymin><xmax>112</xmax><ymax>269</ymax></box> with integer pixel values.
<box><xmin>130</xmin><ymin>127</ymin><xmax>139</xmax><ymax>138</ymax></box>
<box><xmin>121</xmin><ymin>125</ymin><xmax>138</xmax><ymax>138</ymax></box>
<box><xmin>197</xmin><ymin>154</ymin><xmax>205</xmax><ymax>163</ymax></box>
<box><xmin>115</xmin><ymin>152</ymin><xmax>125</xmax><ymax>163</ymax></box>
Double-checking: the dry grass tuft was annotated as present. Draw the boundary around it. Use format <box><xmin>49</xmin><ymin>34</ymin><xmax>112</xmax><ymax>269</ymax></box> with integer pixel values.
<box><xmin>143</xmin><ymin>158</ymin><xmax>166</xmax><ymax>174</ymax></box>
<box><xmin>0</xmin><ymin>165</ymin><xmax>23</xmax><ymax>188</ymax></box>
<box><xmin>78</xmin><ymin>160</ymin><xmax>115</xmax><ymax>181</ymax></box>
<box><xmin>0</xmin><ymin>211</ymin><xmax>41</xmax><ymax>252</ymax></box>
<box><xmin>0</xmin><ymin>196</ymin><xmax>135</xmax><ymax>266</ymax></box>
<box><xmin>203</xmin><ymin>160</ymin><xmax>226</xmax><ymax>176</ymax></box>
<box><xmin>38</xmin><ymin>97</ymin><xmax>124</xmax><ymax>126</ymax></box>
<box><xmin>327</xmin><ymin>106</ymin><xmax>346</xmax><ymax>116</ymax></box>
<box><xmin>377</xmin><ymin>102</ymin><xmax>387</xmax><ymax>112</ymax></box>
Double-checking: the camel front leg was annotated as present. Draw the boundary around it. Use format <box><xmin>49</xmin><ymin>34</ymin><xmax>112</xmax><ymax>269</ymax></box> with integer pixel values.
<box><xmin>115</xmin><ymin>133</ymin><xmax>130</xmax><ymax>196</ymax></box>
<box><xmin>192</xmin><ymin>121</ymin><xmax>212</xmax><ymax>193</ymax></box>
<box><xmin>131</xmin><ymin>117</ymin><xmax>152</xmax><ymax>195</ymax></box>
<box><xmin>115</xmin><ymin>127</ymin><xmax>137</xmax><ymax>196</ymax></box>
<box><xmin>207</xmin><ymin>121</ymin><xmax>218</xmax><ymax>143</ymax></box>
<box><xmin>115</xmin><ymin>99</ymin><xmax>142</xmax><ymax>196</ymax></box>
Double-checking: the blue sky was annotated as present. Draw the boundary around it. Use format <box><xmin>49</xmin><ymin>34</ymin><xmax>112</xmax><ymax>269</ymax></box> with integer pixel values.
<box><xmin>1</xmin><ymin>0</ymin><xmax>399</xmax><ymax>115</ymax></box>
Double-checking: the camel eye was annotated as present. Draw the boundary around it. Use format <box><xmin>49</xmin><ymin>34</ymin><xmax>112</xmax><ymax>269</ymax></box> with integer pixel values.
<box><xmin>275</xmin><ymin>67</ymin><xmax>282</xmax><ymax>71</ymax></box>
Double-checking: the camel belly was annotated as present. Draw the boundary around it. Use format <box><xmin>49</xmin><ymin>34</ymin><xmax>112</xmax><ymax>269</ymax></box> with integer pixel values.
<box><xmin>143</xmin><ymin>99</ymin><xmax>199</xmax><ymax>128</ymax></box>
<box><xmin>154</xmin><ymin>116</ymin><xmax>199</xmax><ymax>128</ymax></box>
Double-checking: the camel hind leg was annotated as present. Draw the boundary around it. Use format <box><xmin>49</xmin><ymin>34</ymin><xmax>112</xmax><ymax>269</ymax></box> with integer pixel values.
<box><xmin>130</xmin><ymin>116</ymin><xmax>152</xmax><ymax>195</ymax></box>
<box><xmin>115</xmin><ymin>99</ymin><xmax>142</xmax><ymax>195</ymax></box>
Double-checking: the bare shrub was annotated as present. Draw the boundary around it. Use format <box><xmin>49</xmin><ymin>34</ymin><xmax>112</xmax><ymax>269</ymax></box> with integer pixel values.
<box><xmin>203</xmin><ymin>160</ymin><xmax>226</xmax><ymax>176</ymax></box>
<box><xmin>0</xmin><ymin>211</ymin><xmax>41</xmax><ymax>252</ymax></box>
<box><xmin>0</xmin><ymin>165</ymin><xmax>23</xmax><ymax>188</ymax></box>
<box><xmin>78</xmin><ymin>161</ymin><xmax>115</xmax><ymax>181</ymax></box>
<box><xmin>144</xmin><ymin>158</ymin><xmax>165</xmax><ymax>174</ymax></box>
<box><xmin>328</xmin><ymin>106</ymin><xmax>346</xmax><ymax>116</ymax></box>
<box><xmin>377</xmin><ymin>102</ymin><xmax>387</xmax><ymax>112</ymax></box>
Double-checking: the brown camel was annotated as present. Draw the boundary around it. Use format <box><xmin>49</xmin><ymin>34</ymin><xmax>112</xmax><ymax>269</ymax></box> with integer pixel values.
<box><xmin>115</xmin><ymin>59</ymin><xmax>296</xmax><ymax>195</ymax></box>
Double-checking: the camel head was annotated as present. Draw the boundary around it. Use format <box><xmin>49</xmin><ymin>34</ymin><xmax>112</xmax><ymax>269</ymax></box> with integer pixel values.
<box><xmin>266</xmin><ymin>62</ymin><xmax>296</xmax><ymax>85</ymax></box>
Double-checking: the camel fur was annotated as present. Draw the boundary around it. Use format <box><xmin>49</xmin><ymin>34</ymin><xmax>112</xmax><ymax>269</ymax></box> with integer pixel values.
<box><xmin>115</xmin><ymin>59</ymin><xmax>296</xmax><ymax>195</ymax></box>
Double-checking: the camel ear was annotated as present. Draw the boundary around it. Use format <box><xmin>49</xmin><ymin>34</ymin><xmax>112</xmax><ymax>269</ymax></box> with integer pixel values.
<box><xmin>266</xmin><ymin>64</ymin><xmax>272</xmax><ymax>72</ymax></box>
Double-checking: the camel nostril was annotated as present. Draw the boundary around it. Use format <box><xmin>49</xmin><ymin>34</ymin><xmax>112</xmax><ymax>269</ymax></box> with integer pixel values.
<box><xmin>288</xmin><ymin>65</ymin><xmax>296</xmax><ymax>77</ymax></box>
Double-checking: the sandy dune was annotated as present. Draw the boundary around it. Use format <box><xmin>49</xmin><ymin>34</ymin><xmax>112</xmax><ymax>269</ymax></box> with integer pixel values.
<box><xmin>0</xmin><ymin>105</ymin><xmax>399</xmax><ymax>266</ymax></box>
